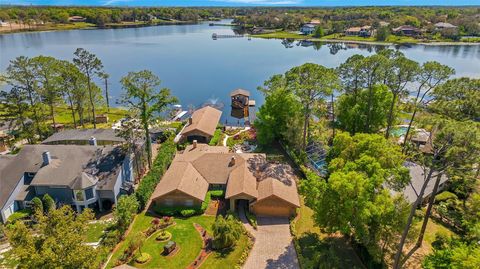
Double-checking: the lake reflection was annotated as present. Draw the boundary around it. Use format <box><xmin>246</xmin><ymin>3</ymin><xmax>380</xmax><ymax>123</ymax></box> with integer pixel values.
<box><xmin>1</xmin><ymin>20</ymin><xmax>479</xmax><ymax>123</ymax></box>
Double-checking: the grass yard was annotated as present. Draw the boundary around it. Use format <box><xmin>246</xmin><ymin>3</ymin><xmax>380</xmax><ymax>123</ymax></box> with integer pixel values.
<box><xmin>85</xmin><ymin>221</ymin><xmax>110</xmax><ymax>243</ymax></box>
<box><xmin>252</xmin><ymin>31</ymin><xmax>307</xmax><ymax>39</ymax></box>
<box><xmin>293</xmin><ymin>198</ymin><xmax>365</xmax><ymax>269</ymax></box>
<box><xmin>107</xmin><ymin>212</ymin><xmax>249</xmax><ymax>269</ymax></box>
<box><xmin>48</xmin><ymin>106</ymin><xmax>129</xmax><ymax>129</ymax></box>
<box><xmin>200</xmin><ymin>233</ymin><xmax>250</xmax><ymax>269</ymax></box>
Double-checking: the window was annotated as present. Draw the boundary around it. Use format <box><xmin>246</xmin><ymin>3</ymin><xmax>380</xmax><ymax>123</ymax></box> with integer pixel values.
<box><xmin>74</xmin><ymin>190</ymin><xmax>84</xmax><ymax>201</ymax></box>
<box><xmin>185</xmin><ymin>199</ymin><xmax>194</xmax><ymax>207</ymax></box>
<box><xmin>85</xmin><ymin>188</ymin><xmax>94</xmax><ymax>200</ymax></box>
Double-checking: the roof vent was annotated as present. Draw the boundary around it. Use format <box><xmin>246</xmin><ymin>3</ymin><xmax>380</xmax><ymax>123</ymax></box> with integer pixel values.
<box><xmin>42</xmin><ymin>151</ymin><xmax>51</xmax><ymax>165</ymax></box>
<box><xmin>229</xmin><ymin>156</ymin><xmax>236</xmax><ymax>167</ymax></box>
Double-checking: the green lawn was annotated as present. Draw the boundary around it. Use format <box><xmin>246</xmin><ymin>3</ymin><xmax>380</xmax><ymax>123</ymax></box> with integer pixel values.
<box><xmin>85</xmin><ymin>222</ymin><xmax>110</xmax><ymax>243</ymax></box>
<box><xmin>252</xmin><ymin>31</ymin><xmax>308</xmax><ymax>39</ymax></box>
<box><xmin>293</xmin><ymin>198</ymin><xmax>365</xmax><ymax>269</ymax></box>
<box><xmin>50</xmin><ymin>106</ymin><xmax>129</xmax><ymax>129</ymax></box>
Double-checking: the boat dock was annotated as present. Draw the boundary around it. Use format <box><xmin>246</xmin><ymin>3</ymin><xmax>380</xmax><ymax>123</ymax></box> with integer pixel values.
<box><xmin>212</xmin><ymin>33</ymin><xmax>244</xmax><ymax>39</ymax></box>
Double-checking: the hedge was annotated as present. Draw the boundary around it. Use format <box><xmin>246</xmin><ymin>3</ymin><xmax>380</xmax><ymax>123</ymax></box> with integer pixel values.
<box><xmin>209</xmin><ymin>128</ymin><xmax>223</xmax><ymax>146</ymax></box>
<box><xmin>209</xmin><ymin>189</ymin><xmax>225</xmax><ymax>199</ymax></box>
<box><xmin>135</xmin><ymin>137</ymin><xmax>176</xmax><ymax>210</ymax></box>
<box><xmin>435</xmin><ymin>191</ymin><xmax>458</xmax><ymax>203</ymax></box>
<box><xmin>7</xmin><ymin>209</ymin><xmax>32</xmax><ymax>223</ymax></box>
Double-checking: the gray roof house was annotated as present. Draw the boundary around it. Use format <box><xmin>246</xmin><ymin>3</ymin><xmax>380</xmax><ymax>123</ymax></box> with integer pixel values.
<box><xmin>300</xmin><ymin>24</ymin><xmax>316</xmax><ymax>35</ymax></box>
<box><xmin>0</xmin><ymin>144</ymin><xmax>134</xmax><ymax>223</ymax></box>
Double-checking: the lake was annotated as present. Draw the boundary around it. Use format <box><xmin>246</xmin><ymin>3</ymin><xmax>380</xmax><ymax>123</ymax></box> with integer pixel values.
<box><xmin>1</xmin><ymin>20</ymin><xmax>479</xmax><ymax>124</ymax></box>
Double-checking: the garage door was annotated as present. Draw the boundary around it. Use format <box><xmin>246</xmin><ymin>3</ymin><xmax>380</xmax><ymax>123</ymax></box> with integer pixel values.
<box><xmin>252</xmin><ymin>204</ymin><xmax>292</xmax><ymax>217</ymax></box>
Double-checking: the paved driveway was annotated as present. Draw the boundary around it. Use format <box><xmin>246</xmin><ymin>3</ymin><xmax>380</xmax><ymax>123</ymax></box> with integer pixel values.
<box><xmin>242</xmin><ymin>215</ymin><xmax>300</xmax><ymax>269</ymax></box>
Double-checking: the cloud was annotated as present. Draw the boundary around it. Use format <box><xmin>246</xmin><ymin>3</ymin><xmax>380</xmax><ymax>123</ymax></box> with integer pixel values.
<box><xmin>212</xmin><ymin>0</ymin><xmax>302</xmax><ymax>5</ymax></box>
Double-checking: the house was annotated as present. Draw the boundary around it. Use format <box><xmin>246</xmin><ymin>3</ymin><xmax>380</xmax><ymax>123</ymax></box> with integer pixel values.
<box><xmin>180</xmin><ymin>106</ymin><xmax>222</xmax><ymax>143</ymax></box>
<box><xmin>0</xmin><ymin>144</ymin><xmax>134</xmax><ymax>223</ymax></box>
<box><xmin>0</xmin><ymin>20</ymin><xmax>9</xmax><ymax>27</ymax></box>
<box><xmin>309</xmin><ymin>19</ymin><xmax>321</xmax><ymax>25</ymax></box>
<box><xmin>345</xmin><ymin>26</ymin><xmax>373</xmax><ymax>37</ymax></box>
<box><xmin>392</xmin><ymin>25</ymin><xmax>422</xmax><ymax>37</ymax></box>
<box><xmin>300</xmin><ymin>24</ymin><xmax>316</xmax><ymax>35</ymax></box>
<box><xmin>230</xmin><ymin>88</ymin><xmax>250</xmax><ymax>109</ymax></box>
<box><xmin>392</xmin><ymin>162</ymin><xmax>448</xmax><ymax>204</ymax></box>
<box><xmin>42</xmin><ymin>129</ymin><xmax>125</xmax><ymax>146</ymax></box>
<box><xmin>95</xmin><ymin>114</ymin><xmax>109</xmax><ymax>124</ymax></box>
<box><xmin>151</xmin><ymin>143</ymin><xmax>300</xmax><ymax>217</ymax></box>
<box><xmin>69</xmin><ymin>16</ymin><xmax>86</xmax><ymax>22</ymax></box>
<box><xmin>434</xmin><ymin>22</ymin><xmax>457</xmax><ymax>30</ymax></box>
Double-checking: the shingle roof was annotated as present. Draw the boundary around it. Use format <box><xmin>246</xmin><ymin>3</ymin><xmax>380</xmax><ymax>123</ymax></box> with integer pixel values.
<box><xmin>0</xmin><ymin>145</ymin><xmax>126</xmax><ymax>209</ymax></box>
<box><xmin>230</xmin><ymin>88</ymin><xmax>250</xmax><ymax>97</ymax></box>
<box><xmin>152</xmin><ymin>162</ymin><xmax>209</xmax><ymax>201</ymax></box>
<box><xmin>42</xmin><ymin>129</ymin><xmax>125</xmax><ymax>144</ymax></box>
<box><xmin>181</xmin><ymin>106</ymin><xmax>222</xmax><ymax>138</ymax></box>
<box><xmin>152</xmin><ymin>144</ymin><xmax>299</xmax><ymax>207</ymax></box>
<box><xmin>256</xmin><ymin>177</ymin><xmax>300</xmax><ymax>208</ymax></box>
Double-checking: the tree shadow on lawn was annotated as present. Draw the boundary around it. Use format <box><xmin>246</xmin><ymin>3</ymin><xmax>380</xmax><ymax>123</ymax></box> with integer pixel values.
<box><xmin>297</xmin><ymin>232</ymin><xmax>364</xmax><ymax>269</ymax></box>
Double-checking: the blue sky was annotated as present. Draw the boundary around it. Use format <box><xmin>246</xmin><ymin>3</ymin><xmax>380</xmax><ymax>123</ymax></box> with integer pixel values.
<box><xmin>3</xmin><ymin>0</ymin><xmax>480</xmax><ymax>7</ymax></box>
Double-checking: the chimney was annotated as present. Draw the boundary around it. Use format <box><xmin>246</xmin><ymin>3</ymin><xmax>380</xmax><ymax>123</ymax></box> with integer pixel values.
<box><xmin>229</xmin><ymin>156</ymin><xmax>236</xmax><ymax>166</ymax></box>
<box><xmin>89</xmin><ymin>136</ymin><xmax>97</xmax><ymax>146</ymax></box>
<box><xmin>188</xmin><ymin>117</ymin><xmax>193</xmax><ymax>125</ymax></box>
<box><xmin>42</xmin><ymin>151</ymin><xmax>51</xmax><ymax>165</ymax></box>
<box><xmin>192</xmin><ymin>140</ymin><xmax>197</xmax><ymax>149</ymax></box>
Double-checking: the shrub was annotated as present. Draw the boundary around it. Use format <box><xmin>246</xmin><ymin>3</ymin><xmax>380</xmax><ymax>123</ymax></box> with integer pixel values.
<box><xmin>31</xmin><ymin>197</ymin><xmax>43</xmax><ymax>214</ymax></box>
<box><xmin>180</xmin><ymin>209</ymin><xmax>197</xmax><ymax>217</ymax></box>
<box><xmin>245</xmin><ymin>210</ymin><xmax>257</xmax><ymax>229</ymax></box>
<box><xmin>209</xmin><ymin>129</ymin><xmax>222</xmax><ymax>146</ymax></box>
<box><xmin>135</xmin><ymin>253</ymin><xmax>151</xmax><ymax>264</ymax></box>
<box><xmin>136</xmin><ymin>138</ymin><xmax>176</xmax><ymax>210</ymax></box>
<box><xmin>436</xmin><ymin>191</ymin><xmax>458</xmax><ymax>203</ymax></box>
<box><xmin>201</xmin><ymin>191</ymin><xmax>212</xmax><ymax>212</ymax></box>
<box><xmin>114</xmin><ymin>195</ymin><xmax>139</xmax><ymax>233</ymax></box>
<box><xmin>102</xmin><ymin>229</ymin><xmax>121</xmax><ymax>247</ymax></box>
<box><xmin>7</xmin><ymin>209</ymin><xmax>32</xmax><ymax>223</ymax></box>
<box><xmin>42</xmin><ymin>194</ymin><xmax>55</xmax><ymax>212</ymax></box>
<box><xmin>156</xmin><ymin>231</ymin><xmax>171</xmax><ymax>241</ymax></box>
<box><xmin>212</xmin><ymin>215</ymin><xmax>243</xmax><ymax>250</ymax></box>
<box><xmin>209</xmin><ymin>190</ymin><xmax>225</xmax><ymax>199</ymax></box>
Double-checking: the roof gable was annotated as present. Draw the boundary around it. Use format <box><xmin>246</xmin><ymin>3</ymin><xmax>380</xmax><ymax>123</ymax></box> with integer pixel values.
<box><xmin>181</xmin><ymin>106</ymin><xmax>222</xmax><ymax>137</ymax></box>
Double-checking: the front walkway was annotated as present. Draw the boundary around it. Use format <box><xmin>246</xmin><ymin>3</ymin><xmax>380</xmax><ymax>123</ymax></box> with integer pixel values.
<box><xmin>239</xmin><ymin>206</ymin><xmax>300</xmax><ymax>269</ymax></box>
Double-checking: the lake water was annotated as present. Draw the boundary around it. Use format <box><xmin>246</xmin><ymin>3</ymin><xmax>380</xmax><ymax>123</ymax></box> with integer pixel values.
<box><xmin>1</xmin><ymin>20</ymin><xmax>479</xmax><ymax>124</ymax></box>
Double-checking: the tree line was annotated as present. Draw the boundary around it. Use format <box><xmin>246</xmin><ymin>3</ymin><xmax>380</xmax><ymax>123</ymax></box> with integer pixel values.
<box><xmin>254</xmin><ymin>49</ymin><xmax>480</xmax><ymax>267</ymax></box>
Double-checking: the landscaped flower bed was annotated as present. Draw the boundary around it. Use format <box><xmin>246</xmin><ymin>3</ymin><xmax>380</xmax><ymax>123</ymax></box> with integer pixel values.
<box><xmin>155</xmin><ymin>230</ymin><xmax>172</xmax><ymax>242</ymax></box>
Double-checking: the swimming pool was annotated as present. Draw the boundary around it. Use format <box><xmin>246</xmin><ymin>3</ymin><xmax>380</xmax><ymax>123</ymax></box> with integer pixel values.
<box><xmin>391</xmin><ymin>126</ymin><xmax>409</xmax><ymax>137</ymax></box>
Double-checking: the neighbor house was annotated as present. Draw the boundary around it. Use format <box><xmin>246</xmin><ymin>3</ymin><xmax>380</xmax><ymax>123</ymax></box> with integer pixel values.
<box><xmin>69</xmin><ymin>16</ymin><xmax>86</xmax><ymax>22</ymax></box>
<box><xmin>345</xmin><ymin>26</ymin><xmax>373</xmax><ymax>37</ymax></box>
<box><xmin>300</xmin><ymin>24</ymin><xmax>316</xmax><ymax>35</ymax></box>
<box><xmin>0</xmin><ymin>144</ymin><xmax>134</xmax><ymax>223</ymax></box>
<box><xmin>180</xmin><ymin>106</ymin><xmax>222</xmax><ymax>143</ymax></box>
<box><xmin>151</xmin><ymin>143</ymin><xmax>300</xmax><ymax>217</ymax></box>
<box><xmin>434</xmin><ymin>22</ymin><xmax>457</xmax><ymax>30</ymax></box>
<box><xmin>392</xmin><ymin>25</ymin><xmax>422</xmax><ymax>37</ymax></box>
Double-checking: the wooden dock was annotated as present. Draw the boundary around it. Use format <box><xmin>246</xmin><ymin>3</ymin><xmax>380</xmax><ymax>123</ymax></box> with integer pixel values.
<box><xmin>212</xmin><ymin>33</ymin><xmax>244</xmax><ymax>39</ymax></box>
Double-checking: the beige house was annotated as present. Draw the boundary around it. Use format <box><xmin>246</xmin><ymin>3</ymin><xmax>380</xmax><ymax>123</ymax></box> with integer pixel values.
<box><xmin>151</xmin><ymin>143</ymin><xmax>300</xmax><ymax>217</ymax></box>
<box><xmin>180</xmin><ymin>106</ymin><xmax>222</xmax><ymax>143</ymax></box>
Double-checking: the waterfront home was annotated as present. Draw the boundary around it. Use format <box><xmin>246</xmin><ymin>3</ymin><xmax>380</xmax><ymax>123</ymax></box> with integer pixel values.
<box><xmin>0</xmin><ymin>144</ymin><xmax>134</xmax><ymax>223</ymax></box>
<box><xmin>434</xmin><ymin>22</ymin><xmax>458</xmax><ymax>30</ymax></box>
<box><xmin>69</xmin><ymin>16</ymin><xmax>86</xmax><ymax>22</ymax></box>
<box><xmin>300</xmin><ymin>24</ymin><xmax>316</xmax><ymax>35</ymax></box>
<box><xmin>0</xmin><ymin>20</ymin><xmax>9</xmax><ymax>27</ymax></box>
<box><xmin>230</xmin><ymin>88</ymin><xmax>250</xmax><ymax>109</ymax></box>
<box><xmin>180</xmin><ymin>106</ymin><xmax>222</xmax><ymax>143</ymax></box>
<box><xmin>344</xmin><ymin>25</ymin><xmax>373</xmax><ymax>37</ymax></box>
<box><xmin>309</xmin><ymin>19</ymin><xmax>321</xmax><ymax>25</ymax></box>
<box><xmin>151</xmin><ymin>143</ymin><xmax>300</xmax><ymax>217</ymax></box>
<box><xmin>42</xmin><ymin>129</ymin><xmax>125</xmax><ymax>146</ymax></box>
<box><xmin>392</xmin><ymin>25</ymin><xmax>422</xmax><ymax>37</ymax></box>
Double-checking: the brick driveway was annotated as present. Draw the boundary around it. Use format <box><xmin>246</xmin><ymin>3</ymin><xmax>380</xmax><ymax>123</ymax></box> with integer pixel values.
<box><xmin>242</xmin><ymin>216</ymin><xmax>300</xmax><ymax>269</ymax></box>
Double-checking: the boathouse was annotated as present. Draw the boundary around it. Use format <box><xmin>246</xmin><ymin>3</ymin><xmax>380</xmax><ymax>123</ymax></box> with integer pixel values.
<box><xmin>230</xmin><ymin>88</ymin><xmax>250</xmax><ymax>109</ymax></box>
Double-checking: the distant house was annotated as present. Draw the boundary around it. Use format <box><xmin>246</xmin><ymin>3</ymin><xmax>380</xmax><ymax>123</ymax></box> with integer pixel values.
<box><xmin>0</xmin><ymin>144</ymin><xmax>134</xmax><ymax>223</ymax></box>
<box><xmin>309</xmin><ymin>19</ymin><xmax>321</xmax><ymax>25</ymax></box>
<box><xmin>69</xmin><ymin>16</ymin><xmax>86</xmax><ymax>22</ymax></box>
<box><xmin>0</xmin><ymin>20</ymin><xmax>9</xmax><ymax>27</ymax></box>
<box><xmin>345</xmin><ymin>26</ymin><xmax>373</xmax><ymax>37</ymax></box>
<box><xmin>180</xmin><ymin>106</ymin><xmax>222</xmax><ymax>143</ymax></box>
<box><xmin>42</xmin><ymin>129</ymin><xmax>125</xmax><ymax>146</ymax></box>
<box><xmin>95</xmin><ymin>114</ymin><xmax>109</xmax><ymax>124</ymax></box>
<box><xmin>151</xmin><ymin>143</ymin><xmax>300</xmax><ymax>217</ymax></box>
<box><xmin>392</xmin><ymin>25</ymin><xmax>422</xmax><ymax>37</ymax></box>
<box><xmin>300</xmin><ymin>24</ymin><xmax>316</xmax><ymax>35</ymax></box>
<box><xmin>434</xmin><ymin>22</ymin><xmax>457</xmax><ymax>30</ymax></box>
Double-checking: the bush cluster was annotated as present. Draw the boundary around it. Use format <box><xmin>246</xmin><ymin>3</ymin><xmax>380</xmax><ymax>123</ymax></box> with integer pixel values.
<box><xmin>209</xmin><ymin>128</ymin><xmax>223</xmax><ymax>146</ymax></box>
<box><xmin>135</xmin><ymin>138</ymin><xmax>176</xmax><ymax>210</ymax></box>
<box><xmin>209</xmin><ymin>189</ymin><xmax>225</xmax><ymax>199</ymax></box>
